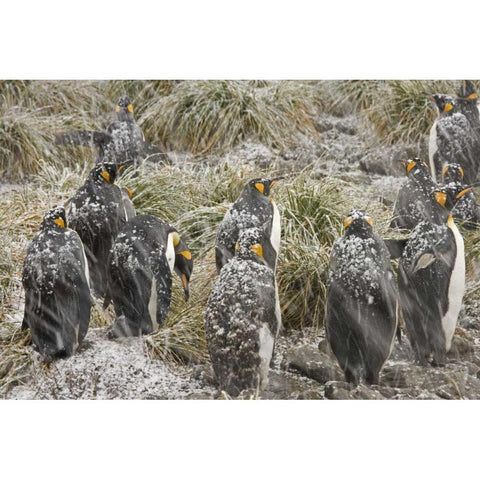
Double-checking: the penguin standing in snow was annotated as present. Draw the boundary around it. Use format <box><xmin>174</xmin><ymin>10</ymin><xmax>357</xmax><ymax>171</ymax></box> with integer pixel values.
<box><xmin>55</xmin><ymin>96</ymin><xmax>169</xmax><ymax>168</ymax></box>
<box><xmin>390</xmin><ymin>158</ymin><xmax>437</xmax><ymax>230</ymax></box>
<box><xmin>104</xmin><ymin>215</ymin><xmax>193</xmax><ymax>337</ymax></box>
<box><xmin>22</xmin><ymin>206</ymin><xmax>91</xmax><ymax>360</ymax></box>
<box><xmin>205</xmin><ymin>227</ymin><xmax>281</xmax><ymax>396</ymax></box>
<box><xmin>215</xmin><ymin>177</ymin><xmax>282</xmax><ymax>273</ymax></box>
<box><xmin>66</xmin><ymin>162</ymin><xmax>135</xmax><ymax>298</ymax></box>
<box><xmin>325</xmin><ymin>210</ymin><xmax>397</xmax><ymax>385</ymax></box>
<box><xmin>426</xmin><ymin>93</ymin><xmax>476</xmax><ymax>183</ymax></box>
<box><xmin>442</xmin><ymin>163</ymin><xmax>479</xmax><ymax>229</ymax></box>
<box><xmin>398</xmin><ymin>186</ymin><xmax>472</xmax><ymax>366</ymax></box>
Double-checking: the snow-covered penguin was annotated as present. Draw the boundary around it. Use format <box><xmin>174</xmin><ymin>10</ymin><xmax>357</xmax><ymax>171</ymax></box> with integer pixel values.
<box><xmin>66</xmin><ymin>162</ymin><xmax>135</xmax><ymax>298</ymax></box>
<box><xmin>104</xmin><ymin>215</ymin><xmax>193</xmax><ymax>337</ymax></box>
<box><xmin>426</xmin><ymin>93</ymin><xmax>476</xmax><ymax>183</ymax></box>
<box><xmin>55</xmin><ymin>96</ymin><xmax>169</xmax><ymax>168</ymax></box>
<box><xmin>442</xmin><ymin>163</ymin><xmax>479</xmax><ymax>229</ymax></box>
<box><xmin>21</xmin><ymin>206</ymin><xmax>92</xmax><ymax>360</ymax></box>
<box><xmin>325</xmin><ymin>210</ymin><xmax>397</xmax><ymax>385</ymax></box>
<box><xmin>390</xmin><ymin>158</ymin><xmax>437</xmax><ymax>230</ymax></box>
<box><xmin>398</xmin><ymin>186</ymin><xmax>472</xmax><ymax>366</ymax></box>
<box><xmin>215</xmin><ymin>177</ymin><xmax>282</xmax><ymax>273</ymax></box>
<box><xmin>205</xmin><ymin>227</ymin><xmax>281</xmax><ymax>396</ymax></box>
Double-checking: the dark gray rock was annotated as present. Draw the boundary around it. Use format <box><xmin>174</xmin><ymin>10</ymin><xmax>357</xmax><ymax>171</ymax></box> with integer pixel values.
<box><xmin>281</xmin><ymin>344</ymin><xmax>343</xmax><ymax>384</ymax></box>
<box><xmin>359</xmin><ymin>143</ymin><xmax>425</xmax><ymax>177</ymax></box>
<box><xmin>324</xmin><ymin>381</ymin><xmax>385</xmax><ymax>400</ymax></box>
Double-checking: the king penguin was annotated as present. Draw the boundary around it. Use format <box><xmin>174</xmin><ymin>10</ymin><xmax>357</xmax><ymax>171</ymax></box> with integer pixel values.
<box><xmin>426</xmin><ymin>93</ymin><xmax>477</xmax><ymax>183</ymax></box>
<box><xmin>390</xmin><ymin>158</ymin><xmax>437</xmax><ymax>230</ymax></box>
<box><xmin>215</xmin><ymin>177</ymin><xmax>282</xmax><ymax>273</ymax></box>
<box><xmin>21</xmin><ymin>206</ymin><xmax>92</xmax><ymax>360</ymax></box>
<box><xmin>104</xmin><ymin>215</ymin><xmax>193</xmax><ymax>338</ymax></box>
<box><xmin>442</xmin><ymin>163</ymin><xmax>479</xmax><ymax>229</ymax></box>
<box><xmin>205</xmin><ymin>227</ymin><xmax>281</xmax><ymax>396</ymax></box>
<box><xmin>55</xmin><ymin>96</ymin><xmax>169</xmax><ymax>168</ymax></box>
<box><xmin>398</xmin><ymin>185</ymin><xmax>472</xmax><ymax>366</ymax></box>
<box><xmin>325</xmin><ymin>210</ymin><xmax>397</xmax><ymax>385</ymax></box>
<box><xmin>66</xmin><ymin>162</ymin><xmax>135</xmax><ymax>299</ymax></box>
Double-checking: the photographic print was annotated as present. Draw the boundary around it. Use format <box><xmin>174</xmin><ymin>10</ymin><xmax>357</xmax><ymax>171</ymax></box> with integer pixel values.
<box><xmin>1</xmin><ymin>79</ymin><xmax>480</xmax><ymax>400</ymax></box>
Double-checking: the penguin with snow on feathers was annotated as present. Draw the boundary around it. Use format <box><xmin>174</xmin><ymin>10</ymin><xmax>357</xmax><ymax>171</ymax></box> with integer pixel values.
<box><xmin>398</xmin><ymin>185</ymin><xmax>472</xmax><ymax>366</ymax></box>
<box><xmin>205</xmin><ymin>227</ymin><xmax>281</xmax><ymax>396</ymax></box>
<box><xmin>66</xmin><ymin>162</ymin><xmax>135</xmax><ymax>299</ymax></box>
<box><xmin>442</xmin><ymin>163</ymin><xmax>479</xmax><ymax>229</ymax></box>
<box><xmin>456</xmin><ymin>80</ymin><xmax>480</xmax><ymax>180</ymax></box>
<box><xmin>55</xmin><ymin>96</ymin><xmax>169</xmax><ymax>169</ymax></box>
<box><xmin>104</xmin><ymin>215</ymin><xmax>193</xmax><ymax>338</ymax></box>
<box><xmin>215</xmin><ymin>177</ymin><xmax>282</xmax><ymax>273</ymax></box>
<box><xmin>426</xmin><ymin>93</ymin><xmax>477</xmax><ymax>184</ymax></box>
<box><xmin>22</xmin><ymin>206</ymin><xmax>92</xmax><ymax>360</ymax></box>
<box><xmin>390</xmin><ymin>158</ymin><xmax>438</xmax><ymax>230</ymax></box>
<box><xmin>325</xmin><ymin>210</ymin><xmax>397</xmax><ymax>385</ymax></box>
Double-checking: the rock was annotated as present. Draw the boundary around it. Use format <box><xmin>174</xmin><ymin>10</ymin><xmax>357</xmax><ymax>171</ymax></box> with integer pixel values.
<box><xmin>324</xmin><ymin>381</ymin><xmax>385</xmax><ymax>400</ymax></box>
<box><xmin>324</xmin><ymin>381</ymin><xmax>352</xmax><ymax>400</ymax></box>
<box><xmin>381</xmin><ymin>363</ymin><xmax>480</xmax><ymax>399</ymax></box>
<box><xmin>359</xmin><ymin>143</ymin><xmax>423</xmax><ymax>177</ymax></box>
<box><xmin>448</xmin><ymin>336</ymin><xmax>475</xmax><ymax>359</ymax></box>
<box><xmin>281</xmin><ymin>344</ymin><xmax>344</xmax><ymax>384</ymax></box>
<box><xmin>335</xmin><ymin>118</ymin><xmax>357</xmax><ymax>136</ymax></box>
<box><xmin>266</xmin><ymin>371</ymin><xmax>319</xmax><ymax>398</ymax></box>
<box><xmin>314</xmin><ymin>117</ymin><xmax>334</xmax><ymax>133</ymax></box>
<box><xmin>295</xmin><ymin>390</ymin><xmax>323</xmax><ymax>400</ymax></box>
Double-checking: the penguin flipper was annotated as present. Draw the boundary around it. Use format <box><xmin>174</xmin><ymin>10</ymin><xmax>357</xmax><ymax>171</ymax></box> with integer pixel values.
<box><xmin>55</xmin><ymin>130</ymin><xmax>112</xmax><ymax>148</ymax></box>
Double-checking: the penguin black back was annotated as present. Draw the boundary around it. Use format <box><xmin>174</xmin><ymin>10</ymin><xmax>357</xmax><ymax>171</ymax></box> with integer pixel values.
<box><xmin>427</xmin><ymin>93</ymin><xmax>477</xmax><ymax>183</ymax></box>
<box><xmin>215</xmin><ymin>177</ymin><xmax>282</xmax><ymax>273</ymax></box>
<box><xmin>398</xmin><ymin>186</ymin><xmax>471</xmax><ymax>366</ymax></box>
<box><xmin>22</xmin><ymin>206</ymin><xmax>92</xmax><ymax>360</ymax></box>
<box><xmin>206</xmin><ymin>227</ymin><xmax>280</xmax><ymax>396</ymax></box>
<box><xmin>325</xmin><ymin>210</ymin><xmax>397</xmax><ymax>385</ymax></box>
<box><xmin>105</xmin><ymin>215</ymin><xmax>193</xmax><ymax>338</ymax></box>
<box><xmin>390</xmin><ymin>158</ymin><xmax>437</xmax><ymax>230</ymax></box>
<box><xmin>67</xmin><ymin>162</ymin><xmax>135</xmax><ymax>299</ymax></box>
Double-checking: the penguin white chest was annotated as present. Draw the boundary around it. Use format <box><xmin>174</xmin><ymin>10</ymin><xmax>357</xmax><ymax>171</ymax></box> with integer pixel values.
<box><xmin>428</xmin><ymin>121</ymin><xmax>438</xmax><ymax>182</ymax></box>
<box><xmin>442</xmin><ymin>219</ymin><xmax>465</xmax><ymax>351</ymax></box>
<box><xmin>166</xmin><ymin>233</ymin><xmax>176</xmax><ymax>274</ymax></box>
<box><xmin>270</xmin><ymin>200</ymin><xmax>281</xmax><ymax>261</ymax></box>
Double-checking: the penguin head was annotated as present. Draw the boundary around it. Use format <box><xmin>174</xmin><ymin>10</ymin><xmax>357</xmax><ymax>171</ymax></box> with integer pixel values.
<box><xmin>42</xmin><ymin>206</ymin><xmax>67</xmax><ymax>230</ymax></box>
<box><xmin>401</xmin><ymin>158</ymin><xmax>431</xmax><ymax>177</ymax></box>
<box><xmin>246</xmin><ymin>177</ymin><xmax>284</xmax><ymax>197</ymax></box>
<box><xmin>433</xmin><ymin>185</ymin><xmax>473</xmax><ymax>214</ymax></box>
<box><xmin>457</xmin><ymin>80</ymin><xmax>478</xmax><ymax>101</ymax></box>
<box><xmin>426</xmin><ymin>93</ymin><xmax>455</xmax><ymax>115</ymax></box>
<box><xmin>234</xmin><ymin>227</ymin><xmax>267</xmax><ymax>264</ymax></box>
<box><xmin>442</xmin><ymin>163</ymin><xmax>465</xmax><ymax>184</ymax></box>
<box><xmin>342</xmin><ymin>209</ymin><xmax>374</xmax><ymax>238</ymax></box>
<box><xmin>171</xmin><ymin>231</ymin><xmax>193</xmax><ymax>301</ymax></box>
<box><xmin>92</xmin><ymin>162</ymin><xmax>126</xmax><ymax>185</ymax></box>
<box><xmin>115</xmin><ymin>96</ymin><xmax>134</xmax><ymax>121</ymax></box>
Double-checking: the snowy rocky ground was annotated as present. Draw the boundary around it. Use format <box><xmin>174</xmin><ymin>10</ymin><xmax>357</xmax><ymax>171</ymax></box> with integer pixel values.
<box><xmin>4</xmin><ymin>111</ymin><xmax>480</xmax><ymax>400</ymax></box>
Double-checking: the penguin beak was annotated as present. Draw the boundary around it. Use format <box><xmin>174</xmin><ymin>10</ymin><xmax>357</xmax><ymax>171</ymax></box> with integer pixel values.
<box><xmin>456</xmin><ymin>187</ymin><xmax>473</xmax><ymax>199</ymax></box>
<box><xmin>181</xmin><ymin>274</ymin><xmax>189</xmax><ymax>301</ymax></box>
<box><xmin>268</xmin><ymin>176</ymin><xmax>285</xmax><ymax>188</ymax></box>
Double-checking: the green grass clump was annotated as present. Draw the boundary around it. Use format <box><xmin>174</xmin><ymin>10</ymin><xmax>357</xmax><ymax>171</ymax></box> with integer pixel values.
<box><xmin>139</xmin><ymin>80</ymin><xmax>321</xmax><ymax>155</ymax></box>
<box><xmin>276</xmin><ymin>174</ymin><xmax>346</xmax><ymax>330</ymax></box>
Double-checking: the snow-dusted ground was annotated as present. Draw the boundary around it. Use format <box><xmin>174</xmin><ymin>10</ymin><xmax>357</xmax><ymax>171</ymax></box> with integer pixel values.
<box><xmin>4</xmin><ymin>110</ymin><xmax>480</xmax><ymax>400</ymax></box>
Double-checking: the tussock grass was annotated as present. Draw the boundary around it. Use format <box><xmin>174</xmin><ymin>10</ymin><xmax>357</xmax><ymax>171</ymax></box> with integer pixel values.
<box><xmin>0</xmin><ymin>323</ymin><xmax>32</xmax><ymax>396</ymax></box>
<box><xmin>140</xmin><ymin>80</ymin><xmax>321</xmax><ymax>155</ymax></box>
